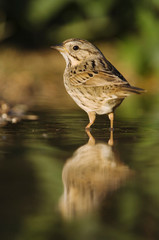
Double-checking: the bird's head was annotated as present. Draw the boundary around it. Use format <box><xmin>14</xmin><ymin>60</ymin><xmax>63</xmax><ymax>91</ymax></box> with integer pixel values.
<box><xmin>51</xmin><ymin>38</ymin><xmax>103</xmax><ymax>67</ymax></box>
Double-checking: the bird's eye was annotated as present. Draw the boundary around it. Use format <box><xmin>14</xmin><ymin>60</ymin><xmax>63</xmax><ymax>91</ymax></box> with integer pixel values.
<box><xmin>73</xmin><ymin>45</ymin><xmax>79</xmax><ymax>50</ymax></box>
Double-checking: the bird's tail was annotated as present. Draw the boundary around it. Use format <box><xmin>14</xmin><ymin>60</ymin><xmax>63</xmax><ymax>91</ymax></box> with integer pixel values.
<box><xmin>121</xmin><ymin>85</ymin><xmax>146</xmax><ymax>94</ymax></box>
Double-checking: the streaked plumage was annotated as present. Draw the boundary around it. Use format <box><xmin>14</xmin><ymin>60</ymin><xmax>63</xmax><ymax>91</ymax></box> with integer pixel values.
<box><xmin>52</xmin><ymin>38</ymin><xmax>145</xmax><ymax>129</ymax></box>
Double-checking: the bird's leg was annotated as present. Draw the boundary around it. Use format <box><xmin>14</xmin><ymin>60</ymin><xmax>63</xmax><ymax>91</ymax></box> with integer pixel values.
<box><xmin>108</xmin><ymin>112</ymin><xmax>114</xmax><ymax>146</ymax></box>
<box><xmin>85</xmin><ymin>112</ymin><xmax>96</xmax><ymax>129</ymax></box>
<box><xmin>85</xmin><ymin>128</ymin><xmax>95</xmax><ymax>145</ymax></box>
<box><xmin>108</xmin><ymin>130</ymin><xmax>114</xmax><ymax>146</ymax></box>
<box><xmin>108</xmin><ymin>112</ymin><xmax>114</xmax><ymax>130</ymax></box>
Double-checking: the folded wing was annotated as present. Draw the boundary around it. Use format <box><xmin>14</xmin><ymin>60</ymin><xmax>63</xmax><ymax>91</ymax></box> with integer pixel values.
<box><xmin>69</xmin><ymin>71</ymin><xmax>145</xmax><ymax>94</ymax></box>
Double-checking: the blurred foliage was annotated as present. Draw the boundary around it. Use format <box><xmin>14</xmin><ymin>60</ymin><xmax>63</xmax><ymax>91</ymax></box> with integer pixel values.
<box><xmin>0</xmin><ymin>0</ymin><xmax>158</xmax><ymax>115</ymax></box>
<box><xmin>0</xmin><ymin>0</ymin><xmax>159</xmax><ymax>79</ymax></box>
<box><xmin>0</xmin><ymin>1</ymin><xmax>159</xmax><ymax>239</ymax></box>
<box><xmin>0</xmin><ymin>0</ymin><xmax>136</xmax><ymax>46</ymax></box>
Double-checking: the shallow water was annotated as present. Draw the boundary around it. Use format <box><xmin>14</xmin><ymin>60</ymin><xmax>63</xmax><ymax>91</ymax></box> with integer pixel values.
<box><xmin>0</xmin><ymin>108</ymin><xmax>159</xmax><ymax>240</ymax></box>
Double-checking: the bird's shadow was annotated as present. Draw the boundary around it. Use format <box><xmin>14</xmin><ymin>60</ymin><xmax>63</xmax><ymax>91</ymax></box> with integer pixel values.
<box><xmin>59</xmin><ymin>129</ymin><xmax>134</xmax><ymax>219</ymax></box>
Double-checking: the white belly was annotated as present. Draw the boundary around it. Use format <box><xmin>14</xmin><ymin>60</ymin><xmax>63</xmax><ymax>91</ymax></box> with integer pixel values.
<box><xmin>64</xmin><ymin>80</ymin><xmax>119</xmax><ymax>115</ymax></box>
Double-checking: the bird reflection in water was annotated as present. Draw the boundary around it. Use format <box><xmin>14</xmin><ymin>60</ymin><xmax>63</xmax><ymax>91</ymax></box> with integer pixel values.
<box><xmin>59</xmin><ymin>130</ymin><xmax>133</xmax><ymax>219</ymax></box>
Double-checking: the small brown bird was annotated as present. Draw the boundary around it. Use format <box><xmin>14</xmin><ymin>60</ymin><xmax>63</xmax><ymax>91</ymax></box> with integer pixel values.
<box><xmin>52</xmin><ymin>38</ymin><xmax>145</xmax><ymax>129</ymax></box>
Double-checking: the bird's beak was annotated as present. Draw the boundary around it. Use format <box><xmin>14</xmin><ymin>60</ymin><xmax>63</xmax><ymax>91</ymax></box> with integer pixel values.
<box><xmin>51</xmin><ymin>44</ymin><xmax>65</xmax><ymax>52</ymax></box>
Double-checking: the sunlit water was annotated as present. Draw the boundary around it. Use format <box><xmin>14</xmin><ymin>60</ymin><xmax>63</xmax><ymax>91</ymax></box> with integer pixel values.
<box><xmin>0</xmin><ymin>108</ymin><xmax>159</xmax><ymax>240</ymax></box>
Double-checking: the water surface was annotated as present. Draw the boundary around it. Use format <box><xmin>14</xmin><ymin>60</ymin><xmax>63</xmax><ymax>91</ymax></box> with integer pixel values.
<box><xmin>0</xmin><ymin>108</ymin><xmax>159</xmax><ymax>240</ymax></box>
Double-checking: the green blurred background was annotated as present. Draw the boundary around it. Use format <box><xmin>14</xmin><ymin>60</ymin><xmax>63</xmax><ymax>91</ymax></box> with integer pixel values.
<box><xmin>0</xmin><ymin>2</ymin><xmax>159</xmax><ymax>240</ymax></box>
<box><xmin>0</xmin><ymin>0</ymin><xmax>158</xmax><ymax>109</ymax></box>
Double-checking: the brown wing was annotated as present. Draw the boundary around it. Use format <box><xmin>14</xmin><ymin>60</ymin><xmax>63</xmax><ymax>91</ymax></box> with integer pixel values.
<box><xmin>69</xmin><ymin>71</ymin><xmax>145</xmax><ymax>94</ymax></box>
<box><xmin>69</xmin><ymin>71</ymin><xmax>129</xmax><ymax>87</ymax></box>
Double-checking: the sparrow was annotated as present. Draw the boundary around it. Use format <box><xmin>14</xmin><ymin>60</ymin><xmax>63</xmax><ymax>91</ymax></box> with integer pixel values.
<box><xmin>52</xmin><ymin>38</ymin><xmax>145</xmax><ymax>129</ymax></box>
